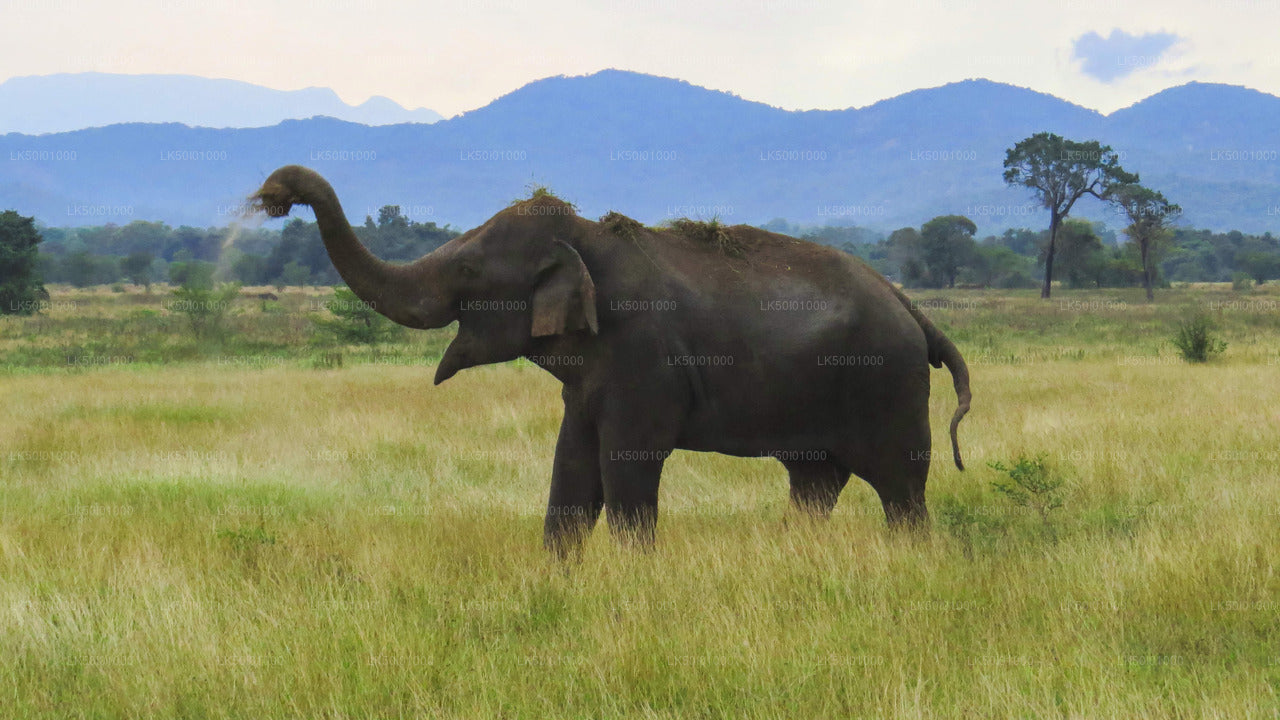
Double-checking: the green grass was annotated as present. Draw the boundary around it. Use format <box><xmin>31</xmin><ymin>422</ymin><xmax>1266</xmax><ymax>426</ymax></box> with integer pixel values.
<box><xmin>0</xmin><ymin>284</ymin><xmax>1277</xmax><ymax>717</ymax></box>
<box><xmin>0</xmin><ymin>284</ymin><xmax>454</xmax><ymax>371</ymax></box>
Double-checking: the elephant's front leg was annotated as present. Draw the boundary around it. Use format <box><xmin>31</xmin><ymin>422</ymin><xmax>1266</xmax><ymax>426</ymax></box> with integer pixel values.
<box><xmin>597</xmin><ymin>397</ymin><xmax>678</xmax><ymax>549</ymax></box>
<box><xmin>543</xmin><ymin>404</ymin><xmax>604</xmax><ymax>559</ymax></box>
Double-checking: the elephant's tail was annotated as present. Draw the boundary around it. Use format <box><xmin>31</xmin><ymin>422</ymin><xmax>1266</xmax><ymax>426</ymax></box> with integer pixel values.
<box><xmin>931</xmin><ymin>329</ymin><xmax>972</xmax><ymax>471</ymax></box>
<box><xmin>890</xmin><ymin>286</ymin><xmax>972</xmax><ymax>470</ymax></box>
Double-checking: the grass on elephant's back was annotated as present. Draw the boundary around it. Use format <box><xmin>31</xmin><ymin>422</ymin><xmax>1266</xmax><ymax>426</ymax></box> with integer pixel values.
<box><xmin>0</xmin><ymin>357</ymin><xmax>1278</xmax><ymax>716</ymax></box>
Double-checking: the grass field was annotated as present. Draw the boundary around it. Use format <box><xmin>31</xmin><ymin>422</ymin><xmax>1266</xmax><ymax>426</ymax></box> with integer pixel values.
<box><xmin>2</xmin><ymin>284</ymin><xmax>1278</xmax><ymax>717</ymax></box>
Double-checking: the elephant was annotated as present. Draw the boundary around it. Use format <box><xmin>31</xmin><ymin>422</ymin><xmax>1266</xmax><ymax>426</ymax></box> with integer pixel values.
<box><xmin>251</xmin><ymin>166</ymin><xmax>972</xmax><ymax>555</ymax></box>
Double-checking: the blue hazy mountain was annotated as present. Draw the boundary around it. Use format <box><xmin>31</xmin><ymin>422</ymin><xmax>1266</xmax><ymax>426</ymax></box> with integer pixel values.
<box><xmin>2</xmin><ymin>70</ymin><xmax>1278</xmax><ymax>233</ymax></box>
<box><xmin>0</xmin><ymin>73</ymin><xmax>443</xmax><ymax>134</ymax></box>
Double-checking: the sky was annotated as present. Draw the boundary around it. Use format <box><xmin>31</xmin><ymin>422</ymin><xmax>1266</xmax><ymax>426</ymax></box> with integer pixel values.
<box><xmin>0</xmin><ymin>0</ymin><xmax>1274</xmax><ymax>116</ymax></box>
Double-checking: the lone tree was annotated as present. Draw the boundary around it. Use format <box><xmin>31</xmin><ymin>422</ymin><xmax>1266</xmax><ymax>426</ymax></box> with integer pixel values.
<box><xmin>0</xmin><ymin>210</ymin><xmax>48</xmax><ymax>315</ymax></box>
<box><xmin>919</xmin><ymin>215</ymin><xmax>977</xmax><ymax>288</ymax></box>
<box><xmin>1111</xmin><ymin>184</ymin><xmax>1180</xmax><ymax>301</ymax></box>
<box><xmin>1003</xmin><ymin>133</ymin><xmax>1137</xmax><ymax>298</ymax></box>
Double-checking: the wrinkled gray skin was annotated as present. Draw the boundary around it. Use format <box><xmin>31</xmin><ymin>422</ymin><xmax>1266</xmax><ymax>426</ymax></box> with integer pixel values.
<box><xmin>252</xmin><ymin>166</ymin><xmax>972</xmax><ymax>556</ymax></box>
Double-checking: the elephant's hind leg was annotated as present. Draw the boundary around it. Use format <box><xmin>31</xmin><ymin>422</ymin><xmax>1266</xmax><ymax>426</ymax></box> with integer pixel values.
<box><xmin>844</xmin><ymin>404</ymin><xmax>932</xmax><ymax>530</ymax></box>
<box><xmin>873</xmin><ymin>471</ymin><xmax>929</xmax><ymax>528</ymax></box>
<box><xmin>782</xmin><ymin>458</ymin><xmax>851</xmax><ymax>518</ymax></box>
<box><xmin>864</xmin><ymin>436</ymin><xmax>931</xmax><ymax>530</ymax></box>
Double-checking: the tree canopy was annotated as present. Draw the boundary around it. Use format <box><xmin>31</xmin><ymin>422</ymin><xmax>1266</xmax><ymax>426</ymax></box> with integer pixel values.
<box><xmin>0</xmin><ymin>210</ymin><xmax>48</xmax><ymax>315</ymax></box>
<box><xmin>1004</xmin><ymin>132</ymin><xmax>1138</xmax><ymax>298</ymax></box>
<box><xmin>1111</xmin><ymin>184</ymin><xmax>1181</xmax><ymax>300</ymax></box>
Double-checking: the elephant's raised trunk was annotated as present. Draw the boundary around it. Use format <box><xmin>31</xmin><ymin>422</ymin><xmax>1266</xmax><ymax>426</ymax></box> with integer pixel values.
<box><xmin>252</xmin><ymin>165</ymin><xmax>454</xmax><ymax>329</ymax></box>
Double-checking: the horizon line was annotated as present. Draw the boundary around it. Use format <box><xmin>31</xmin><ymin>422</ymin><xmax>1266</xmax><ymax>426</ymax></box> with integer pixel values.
<box><xmin>2</xmin><ymin>69</ymin><xmax>1272</xmax><ymax>124</ymax></box>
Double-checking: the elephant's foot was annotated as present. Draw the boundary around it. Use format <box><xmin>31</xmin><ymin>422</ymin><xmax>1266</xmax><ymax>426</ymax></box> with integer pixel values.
<box><xmin>543</xmin><ymin>523</ymin><xmax>593</xmax><ymax>562</ymax></box>
<box><xmin>882</xmin><ymin>497</ymin><xmax>931</xmax><ymax>536</ymax></box>
<box><xmin>605</xmin><ymin>507</ymin><xmax>657</xmax><ymax>551</ymax></box>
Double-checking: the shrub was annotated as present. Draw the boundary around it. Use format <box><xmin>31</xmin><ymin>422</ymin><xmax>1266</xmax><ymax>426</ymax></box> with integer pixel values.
<box><xmin>988</xmin><ymin>454</ymin><xmax>1065</xmax><ymax>539</ymax></box>
<box><xmin>936</xmin><ymin>496</ymin><xmax>989</xmax><ymax>558</ymax></box>
<box><xmin>1171</xmin><ymin>315</ymin><xmax>1226</xmax><ymax>363</ymax></box>
<box><xmin>311</xmin><ymin>287</ymin><xmax>403</xmax><ymax>346</ymax></box>
<box><xmin>1231</xmin><ymin>272</ymin><xmax>1254</xmax><ymax>292</ymax></box>
<box><xmin>169</xmin><ymin>281</ymin><xmax>241</xmax><ymax>341</ymax></box>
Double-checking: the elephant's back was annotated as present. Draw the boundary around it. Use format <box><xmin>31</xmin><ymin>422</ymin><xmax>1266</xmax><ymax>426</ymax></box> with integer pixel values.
<box><xmin>588</xmin><ymin>220</ymin><xmax>925</xmax><ymax>360</ymax></box>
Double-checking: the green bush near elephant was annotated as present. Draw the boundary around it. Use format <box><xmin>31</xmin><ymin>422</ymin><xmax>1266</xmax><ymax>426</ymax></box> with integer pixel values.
<box><xmin>311</xmin><ymin>286</ymin><xmax>404</xmax><ymax>346</ymax></box>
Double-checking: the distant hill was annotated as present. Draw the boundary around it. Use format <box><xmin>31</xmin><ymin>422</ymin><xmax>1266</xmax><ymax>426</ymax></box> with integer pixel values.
<box><xmin>2</xmin><ymin>70</ymin><xmax>1279</xmax><ymax>233</ymax></box>
<box><xmin>0</xmin><ymin>73</ymin><xmax>443</xmax><ymax>134</ymax></box>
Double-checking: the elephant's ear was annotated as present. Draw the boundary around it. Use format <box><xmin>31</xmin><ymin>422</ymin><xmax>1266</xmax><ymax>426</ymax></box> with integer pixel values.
<box><xmin>531</xmin><ymin>239</ymin><xmax>598</xmax><ymax>337</ymax></box>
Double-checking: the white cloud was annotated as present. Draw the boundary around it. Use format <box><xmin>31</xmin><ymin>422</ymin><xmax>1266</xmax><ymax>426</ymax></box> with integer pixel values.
<box><xmin>1072</xmin><ymin>30</ymin><xmax>1184</xmax><ymax>83</ymax></box>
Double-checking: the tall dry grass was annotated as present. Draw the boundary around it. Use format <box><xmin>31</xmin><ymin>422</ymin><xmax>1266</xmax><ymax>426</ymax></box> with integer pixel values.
<box><xmin>0</xmin><ymin>286</ymin><xmax>1277</xmax><ymax>717</ymax></box>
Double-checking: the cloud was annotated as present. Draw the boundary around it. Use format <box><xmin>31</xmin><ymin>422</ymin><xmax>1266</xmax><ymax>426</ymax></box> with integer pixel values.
<box><xmin>1073</xmin><ymin>30</ymin><xmax>1183</xmax><ymax>83</ymax></box>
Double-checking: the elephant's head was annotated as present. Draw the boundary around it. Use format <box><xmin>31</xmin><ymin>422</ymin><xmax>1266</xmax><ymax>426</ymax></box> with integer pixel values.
<box><xmin>251</xmin><ymin>166</ymin><xmax>598</xmax><ymax>385</ymax></box>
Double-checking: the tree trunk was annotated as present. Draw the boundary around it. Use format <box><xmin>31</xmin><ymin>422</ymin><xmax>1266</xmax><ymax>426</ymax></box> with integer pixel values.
<box><xmin>1041</xmin><ymin>214</ymin><xmax>1059</xmax><ymax>299</ymax></box>
<box><xmin>1140</xmin><ymin>240</ymin><xmax>1154</xmax><ymax>302</ymax></box>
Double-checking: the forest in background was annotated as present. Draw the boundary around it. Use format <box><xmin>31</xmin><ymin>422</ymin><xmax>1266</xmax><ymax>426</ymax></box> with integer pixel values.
<box><xmin>29</xmin><ymin>211</ymin><xmax>1280</xmax><ymax>291</ymax></box>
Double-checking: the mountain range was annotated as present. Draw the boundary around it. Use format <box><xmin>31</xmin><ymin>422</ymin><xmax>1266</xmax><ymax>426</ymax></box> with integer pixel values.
<box><xmin>0</xmin><ymin>73</ymin><xmax>442</xmax><ymax>134</ymax></box>
<box><xmin>3</xmin><ymin>70</ymin><xmax>1279</xmax><ymax>234</ymax></box>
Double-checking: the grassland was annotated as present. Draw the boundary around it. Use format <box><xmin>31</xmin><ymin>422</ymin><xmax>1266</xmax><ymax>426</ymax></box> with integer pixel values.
<box><xmin>1</xmin><ymin>284</ymin><xmax>1278</xmax><ymax>718</ymax></box>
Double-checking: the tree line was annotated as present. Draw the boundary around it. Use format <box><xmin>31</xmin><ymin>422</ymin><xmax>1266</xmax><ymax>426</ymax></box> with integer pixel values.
<box><xmin>787</xmin><ymin>216</ymin><xmax>1280</xmax><ymax>292</ymax></box>
<box><xmin>21</xmin><ymin>207</ymin><xmax>1280</xmax><ymax>296</ymax></box>
<box><xmin>31</xmin><ymin>206</ymin><xmax>458</xmax><ymax>290</ymax></box>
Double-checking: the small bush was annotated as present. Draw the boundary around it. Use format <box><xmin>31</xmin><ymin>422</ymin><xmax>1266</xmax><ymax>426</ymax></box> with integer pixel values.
<box><xmin>1231</xmin><ymin>272</ymin><xmax>1254</xmax><ymax>292</ymax></box>
<box><xmin>936</xmin><ymin>496</ymin><xmax>996</xmax><ymax>558</ymax></box>
<box><xmin>311</xmin><ymin>287</ymin><xmax>403</xmax><ymax>346</ymax></box>
<box><xmin>1171</xmin><ymin>315</ymin><xmax>1226</xmax><ymax>363</ymax></box>
<box><xmin>169</xmin><ymin>282</ymin><xmax>241</xmax><ymax>342</ymax></box>
<box><xmin>989</xmin><ymin>454</ymin><xmax>1065</xmax><ymax>539</ymax></box>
